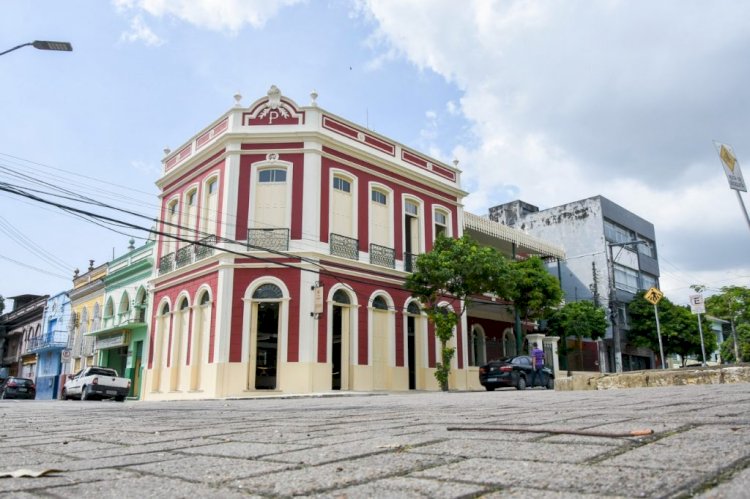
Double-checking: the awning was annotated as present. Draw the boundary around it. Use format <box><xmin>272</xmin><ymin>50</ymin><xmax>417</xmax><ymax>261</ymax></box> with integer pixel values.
<box><xmin>84</xmin><ymin>321</ymin><xmax>146</xmax><ymax>337</ymax></box>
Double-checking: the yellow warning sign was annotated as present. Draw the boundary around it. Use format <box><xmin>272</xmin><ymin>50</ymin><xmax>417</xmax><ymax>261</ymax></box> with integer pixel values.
<box><xmin>720</xmin><ymin>144</ymin><xmax>737</xmax><ymax>172</ymax></box>
<box><xmin>644</xmin><ymin>287</ymin><xmax>664</xmax><ymax>305</ymax></box>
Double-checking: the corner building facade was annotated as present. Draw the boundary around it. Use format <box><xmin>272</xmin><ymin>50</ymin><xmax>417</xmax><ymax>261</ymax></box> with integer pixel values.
<box><xmin>142</xmin><ymin>87</ymin><xmax>471</xmax><ymax>399</ymax></box>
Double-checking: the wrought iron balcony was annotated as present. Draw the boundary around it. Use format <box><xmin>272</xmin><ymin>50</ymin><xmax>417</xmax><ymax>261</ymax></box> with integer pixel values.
<box><xmin>404</xmin><ymin>252</ymin><xmax>418</xmax><ymax>273</ymax></box>
<box><xmin>330</xmin><ymin>233</ymin><xmax>359</xmax><ymax>261</ymax></box>
<box><xmin>159</xmin><ymin>252</ymin><xmax>175</xmax><ymax>275</ymax></box>
<box><xmin>28</xmin><ymin>332</ymin><xmax>69</xmax><ymax>352</ymax></box>
<box><xmin>248</xmin><ymin>228</ymin><xmax>289</xmax><ymax>252</ymax></box>
<box><xmin>175</xmin><ymin>245</ymin><xmax>194</xmax><ymax>268</ymax></box>
<box><xmin>369</xmin><ymin>243</ymin><xmax>395</xmax><ymax>268</ymax></box>
<box><xmin>195</xmin><ymin>235</ymin><xmax>216</xmax><ymax>260</ymax></box>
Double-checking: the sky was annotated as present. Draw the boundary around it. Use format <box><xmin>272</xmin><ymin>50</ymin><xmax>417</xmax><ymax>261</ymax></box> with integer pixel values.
<box><xmin>1</xmin><ymin>0</ymin><xmax>749</xmax><ymax>308</ymax></box>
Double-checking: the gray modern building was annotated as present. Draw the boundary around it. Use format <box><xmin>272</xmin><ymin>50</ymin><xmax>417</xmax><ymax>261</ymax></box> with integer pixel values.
<box><xmin>489</xmin><ymin>196</ymin><xmax>660</xmax><ymax>373</ymax></box>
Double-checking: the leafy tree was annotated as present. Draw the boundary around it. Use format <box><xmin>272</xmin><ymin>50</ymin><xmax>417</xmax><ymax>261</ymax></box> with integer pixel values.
<box><xmin>547</xmin><ymin>300</ymin><xmax>608</xmax><ymax>370</ymax></box>
<box><xmin>628</xmin><ymin>292</ymin><xmax>717</xmax><ymax>367</ymax></box>
<box><xmin>405</xmin><ymin>235</ymin><xmax>516</xmax><ymax>390</ymax></box>
<box><xmin>720</xmin><ymin>323</ymin><xmax>750</xmax><ymax>363</ymax></box>
<box><xmin>510</xmin><ymin>257</ymin><xmax>562</xmax><ymax>322</ymax></box>
<box><xmin>706</xmin><ymin>286</ymin><xmax>750</xmax><ymax>362</ymax></box>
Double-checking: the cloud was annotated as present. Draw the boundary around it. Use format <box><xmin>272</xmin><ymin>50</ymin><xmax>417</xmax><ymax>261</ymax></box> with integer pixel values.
<box><xmin>113</xmin><ymin>0</ymin><xmax>305</xmax><ymax>33</ymax></box>
<box><xmin>120</xmin><ymin>14</ymin><xmax>164</xmax><ymax>46</ymax></box>
<box><xmin>360</xmin><ymin>0</ymin><xmax>750</xmax><ymax>301</ymax></box>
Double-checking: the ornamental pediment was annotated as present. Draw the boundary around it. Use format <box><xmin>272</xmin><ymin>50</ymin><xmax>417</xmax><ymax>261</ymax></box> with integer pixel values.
<box><xmin>243</xmin><ymin>85</ymin><xmax>305</xmax><ymax>126</ymax></box>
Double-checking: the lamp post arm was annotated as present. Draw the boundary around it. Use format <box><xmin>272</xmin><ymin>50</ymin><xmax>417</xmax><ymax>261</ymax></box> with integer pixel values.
<box><xmin>0</xmin><ymin>42</ymin><xmax>33</xmax><ymax>57</ymax></box>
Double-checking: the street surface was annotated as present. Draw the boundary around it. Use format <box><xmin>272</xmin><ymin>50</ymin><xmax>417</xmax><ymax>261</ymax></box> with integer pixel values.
<box><xmin>1</xmin><ymin>384</ymin><xmax>750</xmax><ymax>498</ymax></box>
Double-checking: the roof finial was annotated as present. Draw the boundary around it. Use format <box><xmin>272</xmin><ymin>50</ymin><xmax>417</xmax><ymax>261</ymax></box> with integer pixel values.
<box><xmin>233</xmin><ymin>91</ymin><xmax>242</xmax><ymax>107</ymax></box>
<box><xmin>267</xmin><ymin>85</ymin><xmax>281</xmax><ymax>109</ymax></box>
<box><xmin>163</xmin><ymin>147</ymin><xmax>171</xmax><ymax>156</ymax></box>
<box><xmin>453</xmin><ymin>158</ymin><xmax>460</xmax><ymax>168</ymax></box>
<box><xmin>310</xmin><ymin>89</ymin><xmax>318</xmax><ymax>107</ymax></box>
<box><xmin>128</xmin><ymin>238</ymin><xmax>135</xmax><ymax>251</ymax></box>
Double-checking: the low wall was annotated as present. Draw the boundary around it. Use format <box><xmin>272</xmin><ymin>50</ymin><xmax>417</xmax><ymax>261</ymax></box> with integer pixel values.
<box><xmin>555</xmin><ymin>365</ymin><xmax>750</xmax><ymax>391</ymax></box>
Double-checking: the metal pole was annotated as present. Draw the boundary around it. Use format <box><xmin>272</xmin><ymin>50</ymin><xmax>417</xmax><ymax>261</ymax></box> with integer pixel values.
<box><xmin>607</xmin><ymin>243</ymin><xmax>622</xmax><ymax>373</ymax></box>
<box><xmin>735</xmin><ymin>190</ymin><xmax>750</xmax><ymax>233</ymax></box>
<box><xmin>0</xmin><ymin>42</ymin><xmax>32</xmax><ymax>56</ymax></box>
<box><xmin>697</xmin><ymin>313</ymin><xmax>707</xmax><ymax>366</ymax></box>
<box><xmin>653</xmin><ymin>303</ymin><xmax>666</xmax><ymax>369</ymax></box>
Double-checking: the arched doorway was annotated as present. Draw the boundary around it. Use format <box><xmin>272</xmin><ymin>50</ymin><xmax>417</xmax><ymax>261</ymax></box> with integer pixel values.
<box><xmin>405</xmin><ymin>301</ymin><xmax>421</xmax><ymax>390</ymax></box>
<box><xmin>171</xmin><ymin>297</ymin><xmax>189</xmax><ymax>392</ymax></box>
<box><xmin>470</xmin><ymin>325</ymin><xmax>486</xmax><ymax>366</ymax></box>
<box><xmin>331</xmin><ymin>289</ymin><xmax>352</xmax><ymax>390</ymax></box>
<box><xmin>371</xmin><ymin>295</ymin><xmax>390</xmax><ymax>390</ymax></box>
<box><xmin>151</xmin><ymin>301</ymin><xmax>170</xmax><ymax>392</ymax></box>
<box><xmin>250</xmin><ymin>283</ymin><xmax>283</xmax><ymax>390</ymax></box>
<box><xmin>190</xmin><ymin>290</ymin><xmax>211</xmax><ymax>391</ymax></box>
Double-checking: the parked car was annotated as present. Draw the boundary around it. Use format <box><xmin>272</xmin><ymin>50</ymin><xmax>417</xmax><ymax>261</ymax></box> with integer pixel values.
<box><xmin>62</xmin><ymin>366</ymin><xmax>130</xmax><ymax>402</ymax></box>
<box><xmin>479</xmin><ymin>355</ymin><xmax>554</xmax><ymax>391</ymax></box>
<box><xmin>0</xmin><ymin>377</ymin><xmax>37</xmax><ymax>400</ymax></box>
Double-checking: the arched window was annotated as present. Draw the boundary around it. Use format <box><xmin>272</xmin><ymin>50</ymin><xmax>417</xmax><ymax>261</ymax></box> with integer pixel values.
<box><xmin>201</xmin><ymin>177</ymin><xmax>219</xmax><ymax>235</ymax></box>
<box><xmin>406</xmin><ymin>302</ymin><xmax>421</xmax><ymax>315</ymax></box>
<box><xmin>165</xmin><ymin>199</ymin><xmax>179</xmax><ymax>255</ymax></box>
<box><xmin>199</xmin><ymin>291</ymin><xmax>211</xmax><ymax>306</ymax></box>
<box><xmin>160</xmin><ymin>302</ymin><xmax>170</xmax><ymax>315</ymax></box>
<box><xmin>372</xmin><ymin>296</ymin><xmax>388</xmax><ymax>310</ymax></box>
<box><xmin>332</xmin><ymin>289</ymin><xmax>351</xmax><ymax>305</ymax></box>
<box><xmin>253</xmin><ymin>283</ymin><xmax>283</xmax><ymax>300</ymax></box>
<box><xmin>183</xmin><ymin>189</ymin><xmax>198</xmax><ymax>241</ymax></box>
<box><xmin>179</xmin><ymin>298</ymin><xmax>189</xmax><ymax>310</ymax></box>
<box><xmin>433</xmin><ymin>208</ymin><xmax>451</xmax><ymax>240</ymax></box>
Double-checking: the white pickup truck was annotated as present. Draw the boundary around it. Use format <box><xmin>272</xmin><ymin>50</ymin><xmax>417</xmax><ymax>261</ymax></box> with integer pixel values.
<box><xmin>62</xmin><ymin>366</ymin><xmax>131</xmax><ymax>402</ymax></box>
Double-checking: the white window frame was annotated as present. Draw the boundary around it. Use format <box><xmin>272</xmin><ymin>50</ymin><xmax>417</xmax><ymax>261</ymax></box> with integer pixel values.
<box><xmin>248</xmin><ymin>160</ymin><xmax>294</xmax><ymax>231</ymax></box>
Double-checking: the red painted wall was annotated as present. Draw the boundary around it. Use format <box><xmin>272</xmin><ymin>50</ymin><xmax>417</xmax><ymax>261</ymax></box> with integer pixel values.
<box><xmin>229</xmin><ymin>267</ymin><xmax>302</xmax><ymax>363</ymax></box>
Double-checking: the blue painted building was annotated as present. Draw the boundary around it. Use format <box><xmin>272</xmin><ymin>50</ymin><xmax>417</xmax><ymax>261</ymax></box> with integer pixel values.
<box><xmin>31</xmin><ymin>291</ymin><xmax>71</xmax><ymax>399</ymax></box>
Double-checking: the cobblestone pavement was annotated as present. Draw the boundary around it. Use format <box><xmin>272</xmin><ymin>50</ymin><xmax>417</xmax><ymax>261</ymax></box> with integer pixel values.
<box><xmin>2</xmin><ymin>383</ymin><xmax>750</xmax><ymax>498</ymax></box>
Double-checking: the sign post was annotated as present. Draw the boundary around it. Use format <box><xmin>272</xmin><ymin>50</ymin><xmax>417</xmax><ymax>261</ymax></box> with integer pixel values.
<box><xmin>714</xmin><ymin>142</ymin><xmax>750</xmax><ymax>233</ymax></box>
<box><xmin>689</xmin><ymin>293</ymin><xmax>707</xmax><ymax>366</ymax></box>
<box><xmin>644</xmin><ymin>287</ymin><xmax>666</xmax><ymax>369</ymax></box>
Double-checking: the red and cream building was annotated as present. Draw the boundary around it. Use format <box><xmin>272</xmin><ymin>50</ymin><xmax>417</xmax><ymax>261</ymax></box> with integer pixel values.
<box><xmin>142</xmin><ymin>86</ymin><xmax>564</xmax><ymax>400</ymax></box>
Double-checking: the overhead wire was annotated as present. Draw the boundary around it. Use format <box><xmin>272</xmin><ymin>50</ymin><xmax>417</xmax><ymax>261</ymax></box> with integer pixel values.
<box><xmin>0</xmin><ymin>181</ymin><xmax>430</xmax><ymax>312</ymax></box>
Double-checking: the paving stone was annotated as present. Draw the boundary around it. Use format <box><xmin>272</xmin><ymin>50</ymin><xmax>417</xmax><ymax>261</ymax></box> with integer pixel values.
<box><xmin>694</xmin><ymin>466</ymin><xmax>750</xmax><ymax>499</ymax></box>
<box><xmin>44</xmin><ymin>475</ymin><xmax>253</xmax><ymax>498</ymax></box>
<box><xmin>301</xmin><ymin>476</ymin><xmax>489</xmax><ymax>498</ymax></box>
<box><xmin>602</xmin><ymin>425</ymin><xmax>750</xmax><ymax>472</ymax></box>
<box><xmin>234</xmin><ymin>450</ymin><xmax>456</xmax><ymax>496</ymax></box>
<box><xmin>127</xmin><ymin>454</ymin><xmax>294</xmax><ymax>484</ymax></box>
<box><xmin>411</xmin><ymin>457</ymin><xmax>706</xmax><ymax>497</ymax></box>
<box><xmin>411</xmin><ymin>436</ymin><xmax>613</xmax><ymax>463</ymax></box>
<box><xmin>176</xmin><ymin>440</ymin><xmax>310</xmax><ymax>459</ymax></box>
<box><xmin>0</xmin><ymin>467</ymin><xmax>137</xmax><ymax>494</ymax></box>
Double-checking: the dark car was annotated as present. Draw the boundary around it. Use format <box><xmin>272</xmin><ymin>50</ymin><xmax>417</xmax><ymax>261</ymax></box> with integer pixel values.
<box><xmin>479</xmin><ymin>355</ymin><xmax>554</xmax><ymax>391</ymax></box>
<box><xmin>0</xmin><ymin>377</ymin><xmax>36</xmax><ymax>400</ymax></box>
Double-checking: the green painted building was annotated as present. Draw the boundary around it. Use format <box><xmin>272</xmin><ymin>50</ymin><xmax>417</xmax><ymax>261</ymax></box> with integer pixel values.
<box><xmin>86</xmin><ymin>239</ymin><xmax>154</xmax><ymax>399</ymax></box>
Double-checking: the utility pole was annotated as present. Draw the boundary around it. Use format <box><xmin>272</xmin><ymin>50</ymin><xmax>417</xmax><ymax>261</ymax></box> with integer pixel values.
<box><xmin>607</xmin><ymin>240</ymin><xmax>647</xmax><ymax>373</ymax></box>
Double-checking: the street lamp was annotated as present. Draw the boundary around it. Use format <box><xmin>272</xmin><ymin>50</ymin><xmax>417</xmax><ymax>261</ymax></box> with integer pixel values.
<box><xmin>607</xmin><ymin>239</ymin><xmax>648</xmax><ymax>373</ymax></box>
<box><xmin>0</xmin><ymin>40</ymin><xmax>73</xmax><ymax>57</ymax></box>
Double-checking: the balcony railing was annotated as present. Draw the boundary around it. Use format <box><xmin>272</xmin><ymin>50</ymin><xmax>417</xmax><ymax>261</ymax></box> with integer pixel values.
<box><xmin>159</xmin><ymin>236</ymin><xmax>218</xmax><ymax>275</ymax></box>
<box><xmin>175</xmin><ymin>245</ymin><xmax>193</xmax><ymax>269</ymax></box>
<box><xmin>159</xmin><ymin>252</ymin><xmax>174</xmax><ymax>275</ymax></box>
<box><xmin>195</xmin><ymin>235</ymin><xmax>216</xmax><ymax>260</ymax></box>
<box><xmin>28</xmin><ymin>332</ymin><xmax>68</xmax><ymax>352</ymax></box>
<box><xmin>248</xmin><ymin>228</ymin><xmax>289</xmax><ymax>252</ymax></box>
<box><xmin>404</xmin><ymin>252</ymin><xmax>418</xmax><ymax>273</ymax></box>
<box><xmin>369</xmin><ymin>243</ymin><xmax>395</xmax><ymax>268</ymax></box>
<box><xmin>330</xmin><ymin>233</ymin><xmax>359</xmax><ymax>261</ymax></box>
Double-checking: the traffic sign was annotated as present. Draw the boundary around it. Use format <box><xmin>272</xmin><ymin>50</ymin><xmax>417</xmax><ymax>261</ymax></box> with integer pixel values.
<box><xmin>644</xmin><ymin>287</ymin><xmax>664</xmax><ymax>305</ymax></box>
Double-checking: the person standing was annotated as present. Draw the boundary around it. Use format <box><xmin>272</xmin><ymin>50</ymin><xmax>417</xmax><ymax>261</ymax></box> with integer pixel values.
<box><xmin>531</xmin><ymin>342</ymin><xmax>545</xmax><ymax>388</ymax></box>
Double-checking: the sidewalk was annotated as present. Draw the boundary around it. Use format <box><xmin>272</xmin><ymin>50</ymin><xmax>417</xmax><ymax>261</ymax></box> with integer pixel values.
<box><xmin>1</xmin><ymin>384</ymin><xmax>749</xmax><ymax>497</ymax></box>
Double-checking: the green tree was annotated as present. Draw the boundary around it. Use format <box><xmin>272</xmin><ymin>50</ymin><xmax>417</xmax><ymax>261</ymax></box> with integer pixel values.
<box><xmin>547</xmin><ymin>300</ymin><xmax>608</xmax><ymax>370</ymax></box>
<box><xmin>720</xmin><ymin>323</ymin><xmax>750</xmax><ymax>363</ymax></box>
<box><xmin>510</xmin><ymin>257</ymin><xmax>562</xmax><ymax>322</ymax></box>
<box><xmin>405</xmin><ymin>235</ymin><xmax>516</xmax><ymax>390</ymax></box>
<box><xmin>628</xmin><ymin>292</ymin><xmax>717</xmax><ymax>366</ymax></box>
<box><xmin>706</xmin><ymin>285</ymin><xmax>750</xmax><ymax>362</ymax></box>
